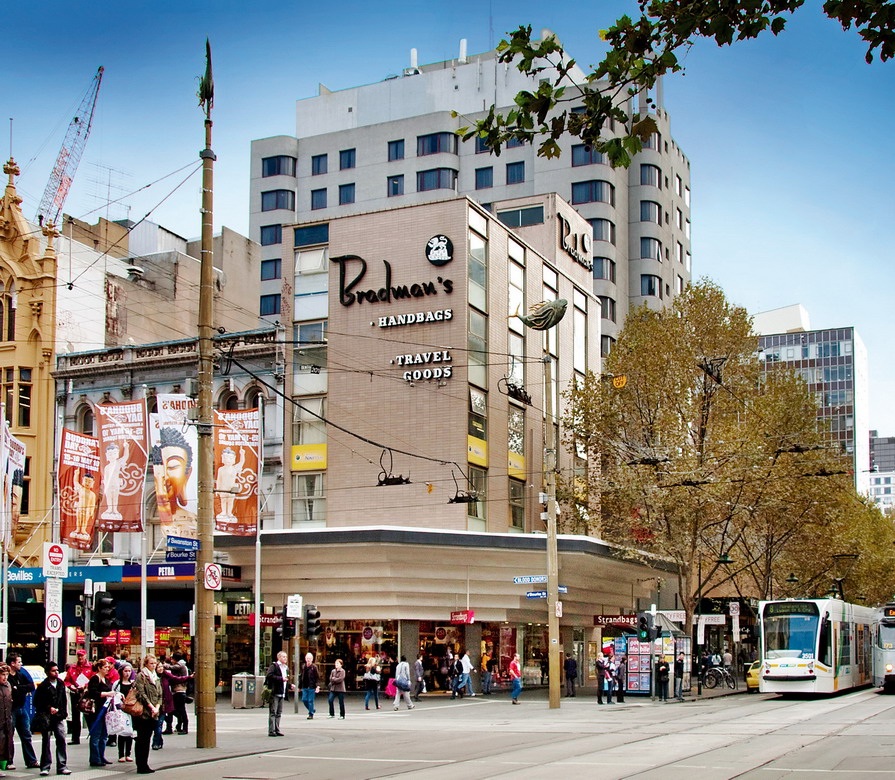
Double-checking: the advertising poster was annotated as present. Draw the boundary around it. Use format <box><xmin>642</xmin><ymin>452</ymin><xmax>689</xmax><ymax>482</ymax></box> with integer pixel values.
<box><xmin>0</xmin><ymin>422</ymin><xmax>7</xmax><ymax>542</ymax></box>
<box><xmin>5</xmin><ymin>426</ymin><xmax>26</xmax><ymax>543</ymax></box>
<box><xmin>213</xmin><ymin>408</ymin><xmax>260</xmax><ymax>536</ymax></box>
<box><xmin>58</xmin><ymin>429</ymin><xmax>101</xmax><ymax>550</ymax></box>
<box><xmin>154</xmin><ymin>394</ymin><xmax>198</xmax><ymax>539</ymax></box>
<box><xmin>95</xmin><ymin>400</ymin><xmax>148</xmax><ymax>532</ymax></box>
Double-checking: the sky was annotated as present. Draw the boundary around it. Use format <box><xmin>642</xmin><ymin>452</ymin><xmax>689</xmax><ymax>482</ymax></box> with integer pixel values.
<box><xmin>5</xmin><ymin>1</ymin><xmax>894</xmax><ymax>435</ymax></box>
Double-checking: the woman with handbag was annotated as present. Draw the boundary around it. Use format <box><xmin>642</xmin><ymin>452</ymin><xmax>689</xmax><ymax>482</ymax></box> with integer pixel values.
<box><xmin>85</xmin><ymin>659</ymin><xmax>114</xmax><ymax>767</ymax></box>
<box><xmin>363</xmin><ymin>658</ymin><xmax>381</xmax><ymax>711</ymax></box>
<box><xmin>116</xmin><ymin>663</ymin><xmax>134</xmax><ymax>763</ymax></box>
<box><xmin>133</xmin><ymin>655</ymin><xmax>162</xmax><ymax>775</ymax></box>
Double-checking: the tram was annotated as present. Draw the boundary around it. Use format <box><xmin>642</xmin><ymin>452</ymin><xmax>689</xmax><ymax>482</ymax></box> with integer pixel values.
<box><xmin>872</xmin><ymin>602</ymin><xmax>895</xmax><ymax>692</ymax></box>
<box><xmin>758</xmin><ymin>598</ymin><xmax>875</xmax><ymax>694</ymax></box>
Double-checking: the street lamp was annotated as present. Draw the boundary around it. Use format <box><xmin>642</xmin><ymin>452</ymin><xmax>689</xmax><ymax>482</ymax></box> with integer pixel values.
<box><xmin>693</xmin><ymin>552</ymin><xmax>735</xmax><ymax>696</ymax></box>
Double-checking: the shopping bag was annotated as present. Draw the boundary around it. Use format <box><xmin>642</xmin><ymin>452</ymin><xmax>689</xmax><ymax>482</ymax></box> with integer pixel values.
<box><xmin>384</xmin><ymin>678</ymin><xmax>397</xmax><ymax>697</ymax></box>
<box><xmin>106</xmin><ymin>705</ymin><xmax>133</xmax><ymax>737</ymax></box>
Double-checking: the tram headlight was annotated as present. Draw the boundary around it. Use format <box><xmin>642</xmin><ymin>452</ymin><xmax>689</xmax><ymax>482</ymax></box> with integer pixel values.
<box><xmin>886</xmin><ymin>664</ymin><xmax>893</xmax><ymax>673</ymax></box>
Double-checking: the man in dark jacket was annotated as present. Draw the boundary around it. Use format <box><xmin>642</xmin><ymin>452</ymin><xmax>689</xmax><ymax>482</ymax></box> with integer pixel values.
<box><xmin>264</xmin><ymin>651</ymin><xmax>293</xmax><ymax>736</ymax></box>
<box><xmin>595</xmin><ymin>653</ymin><xmax>607</xmax><ymax>705</ymax></box>
<box><xmin>674</xmin><ymin>652</ymin><xmax>686</xmax><ymax>701</ymax></box>
<box><xmin>299</xmin><ymin>653</ymin><xmax>320</xmax><ymax>720</ymax></box>
<box><xmin>34</xmin><ymin>662</ymin><xmax>71</xmax><ymax>776</ymax></box>
<box><xmin>6</xmin><ymin>653</ymin><xmax>37</xmax><ymax>769</ymax></box>
<box><xmin>563</xmin><ymin>653</ymin><xmax>578</xmax><ymax>697</ymax></box>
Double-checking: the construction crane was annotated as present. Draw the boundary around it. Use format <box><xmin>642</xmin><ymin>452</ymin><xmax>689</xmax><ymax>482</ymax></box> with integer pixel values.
<box><xmin>35</xmin><ymin>66</ymin><xmax>104</xmax><ymax>227</ymax></box>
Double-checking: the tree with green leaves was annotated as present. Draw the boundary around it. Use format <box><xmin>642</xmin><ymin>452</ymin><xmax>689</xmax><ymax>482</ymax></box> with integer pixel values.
<box><xmin>460</xmin><ymin>2</ymin><xmax>894</xmax><ymax>165</ymax></box>
<box><xmin>560</xmin><ymin>280</ymin><xmax>889</xmax><ymax>630</ymax></box>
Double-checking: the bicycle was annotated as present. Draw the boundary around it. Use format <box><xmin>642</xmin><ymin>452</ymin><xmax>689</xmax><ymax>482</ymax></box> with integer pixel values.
<box><xmin>704</xmin><ymin>666</ymin><xmax>737</xmax><ymax>690</ymax></box>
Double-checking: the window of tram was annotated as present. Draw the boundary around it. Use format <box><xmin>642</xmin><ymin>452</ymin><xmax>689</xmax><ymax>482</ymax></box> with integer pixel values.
<box><xmin>819</xmin><ymin>616</ymin><xmax>832</xmax><ymax>665</ymax></box>
<box><xmin>879</xmin><ymin>624</ymin><xmax>895</xmax><ymax>649</ymax></box>
<box><xmin>838</xmin><ymin>622</ymin><xmax>852</xmax><ymax>668</ymax></box>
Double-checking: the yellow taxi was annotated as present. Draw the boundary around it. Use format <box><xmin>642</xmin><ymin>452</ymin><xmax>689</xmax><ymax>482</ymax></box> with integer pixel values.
<box><xmin>746</xmin><ymin>660</ymin><xmax>761</xmax><ymax>692</ymax></box>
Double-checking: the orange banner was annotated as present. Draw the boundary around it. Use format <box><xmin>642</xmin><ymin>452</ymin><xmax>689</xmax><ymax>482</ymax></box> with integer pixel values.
<box><xmin>95</xmin><ymin>400</ymin><xmax>148</xmax><ymax>532</ymax></box>
<box><xmin>58</xmin><ymin>429</ymin><xmax>101</xmax><ymax>550</ymax></box>
<box><xmin>213</xmin><ymin>408</ymin><xmax>260</xmax><ymax>536</ymax></box>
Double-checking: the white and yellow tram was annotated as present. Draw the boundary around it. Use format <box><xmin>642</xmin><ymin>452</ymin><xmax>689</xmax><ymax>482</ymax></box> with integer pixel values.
<box><xmin>758</xmin><ymin>598</ymin><xmax>875</xmax><ymax>694</ymax></box>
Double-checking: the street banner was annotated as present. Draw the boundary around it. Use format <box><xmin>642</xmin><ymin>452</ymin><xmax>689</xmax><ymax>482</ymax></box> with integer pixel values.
<box><xmin>153</xmin><ymin>394</ymin><xmax>198</xmax><ymax>539</ymax></box>
<box><xmin>147</xmin><ymin>414</ymin><xmax>174</xmax><ymax>526</ymax></box>
<box><xmin>4</xmin><ymin>425</ymin><xmax>26</xmax><ymax>544</ymax></box>
<box><xmin>58</xmin><ymin>428</ymin><xmax>101</xmax><ymax>550</ymax></box>
<box><xmin>213</xmin><ymin>408</ymin><xmax>260</xmax><ymax>536</ymax></box>
<box><xmin>0</xmin><ymin>419</ymin><xmax>7</xmax><ymax>542</ymax></box>
<box><xmin>95</xmin><ymin>400</ymin><xmax>148</xmax><ymax>532</ymax></box>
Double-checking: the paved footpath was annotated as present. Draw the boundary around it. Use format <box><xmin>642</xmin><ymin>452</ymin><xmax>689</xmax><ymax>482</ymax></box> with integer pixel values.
<box><xmin>12</xmin><ymin>684</ymin><xmax>893</xmax><ymax>780</ymax></box>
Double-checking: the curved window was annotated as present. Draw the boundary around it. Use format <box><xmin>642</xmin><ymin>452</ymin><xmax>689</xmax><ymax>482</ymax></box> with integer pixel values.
<box><xmin>262</xmin><ymin>156</ymin><xmax>296</xmax><ymax>177</ymax></box>
<box><xmin>640</xmin><ymin>164</ymin><xmax>661</xmax><ymax>188</ymax></box>
<box><xmin>588</xmin><ymin>218</ymin><xmax>616</xmax><ymax>245</ymax></box>
<box><xmin>640</xmin><ymin>237</ymin><xmax>662</xmax><ymax>261</ymax></box>
<box><xmin>597</xmin><ymin>296</ymin><xmax>616</xmax><ymax>323</ymax></box>
<box><xmin>640</xmin><ymin>274</ymin><xmax>663</xmax><ymax>298</ymax></box>
<box><xmin>417</xmin><ymin>168</ymin><xmax>457</xmax><ymax>192</ymax></box>
<box><xmin>78</xmin><ymin>405</ymin><xmax>95</xmax><ymax>436</ymax></box>
<box><xmin>0</xmin><ymin>282</ymin><xmax>15</xmax><ymax>343</ymax></box>
<box><xmin>261</xmin><ymin>190</ymin><xmax>295</xmax><ymax>212</ymax></box>
<box><xmin>571</xmin><ymin>145</ymin><xmax>605</xmax><ymax>167</ymax></box>
<box><xmin>640</xmin><ymin>200</ymin><xmax>661</xmax><ymax>224</ymax></box>
<box><xmin>593</xmin><ymin>257</ymin><xmax>616</xmax><ymax>283</ymax></box>
<box><xmin>572</xmin><ymin>180</ymin><xmax>615</xmax><ymax>206</ymax></box>
<box><xmin>417</xmin><ymin>132</ymin><xmax>458</xmax><ymax>156</ymax></box>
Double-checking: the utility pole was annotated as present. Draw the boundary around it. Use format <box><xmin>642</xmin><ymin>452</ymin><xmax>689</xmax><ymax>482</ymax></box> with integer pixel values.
<box><xmin>195</xmin><ymin>40</ymin><xmax>217</xmax><ymax>749</ymax></box>
<box><xmin>544</xmin><ymin>355</ymin><xmax>561</xmax><ymax>710</ymax></box>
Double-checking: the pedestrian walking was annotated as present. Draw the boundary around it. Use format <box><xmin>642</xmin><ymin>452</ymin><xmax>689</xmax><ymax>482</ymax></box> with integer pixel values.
<box><xmin>362</xmin><ymin>658</ymin><xmax>381</xmax><ymax>711</ymax></box>
<box><xmin>6</xmin><ymin>653</ymin><xmax>37</xmax><ymax>770</ymax></box>
<box><xmin>449</xmin><ymin>654</ymin><xmax>463</xmax><ymax>699</ymax></box>
<box><xmin>460</xmin><ymin>651</ymin><xmax>476</xmax><ymax>696</ymax></box>
<box><xmin>159</xmin><ymin>661</ymin><xmax>187</xmax><ymax>737</ymax></box>
<box><xmin>481</xmin><ymin>651</ymin><xmax>495</xmax><ymax>695</ymax></box>
<box><xmin>674</xmin><ymin>652</ymin><xmax>685</xmax><ymax>701</ymax></box>
<box><xmin>412</xmin><ymin>654</ymin><xmax>425</xmax><ymax>702</ymax></box>
<box><xmin>564</xmin><ymin>652</ymin><xmax>578</xmax><ymax>698</ymax></box>
<box><xmin>509</xmin><ymin>653</ymin><xmax>522</xmax><ymax>704</ymax></box>
<box><xmin>328</xmin><ymin>659</ymin><xmax>346</xmax><ymax>719</ymax></box>
<box><xmin>656</xmin><ymin>659</ymin><xmax>670</xmax><ymax>702</ymax></box>
<box><xmin>63</xmin><ymin>650</ymin><xmax>91</xmax><ymax>746</ymax></box>
<box><xmin>116</xmin><ymin>664</ymin><xmax>134</xmax><ymax>762</ymax></box>
<box><xmin>595</xmin><ymin>653</ymin><xmax>607</xmax><ymax>705</ymax></box>
<box><xmin>265</xmin><ymin>651</ymin><xmax>293</xmax><ymax>736</ymax></box>
<box><xmin>34</xmin><ymin>662</ymin><xmax>71</xmax><ymax>776</ymax></box>
<box><xmin>0</xmin><ymin>663</ymin><xmax>14</xmax><ymax>772</ymax></box>
<box><xmin>133</xmin><ymin>654</ymin><xmax>163</xmax><ymax>775</ymax></box>
<box><xmin>392</xmin><ymin>656</ymin><xmax>414</xmax><ymax>711</ymax></box>
<box><xmin>615</xmin><ymin>656</ymin><xmax>627</xmax><ymax>703</ymax></box>
<box><xmin>722</xmin><ymin>649</ymin><xmax>733</xmax><ymax>672</ymax></box>
<box><xmin>85</xmin><ymin>659</ymin><xmax>114</xmax><ymax>767</ymax></box>
<box><xmin>299</xmin><ymin>653</ymin><xmax>320</xmax><ymax>720</ymax></box>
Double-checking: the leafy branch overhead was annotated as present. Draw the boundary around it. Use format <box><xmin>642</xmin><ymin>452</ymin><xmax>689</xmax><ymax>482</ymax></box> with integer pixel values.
<box><xmin>457</xmin><ymin>1</ymin><xmax>895</xmax><ymax>165</ymax></box>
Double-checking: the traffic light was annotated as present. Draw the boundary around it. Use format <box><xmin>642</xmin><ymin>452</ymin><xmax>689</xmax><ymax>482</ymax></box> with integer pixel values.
<box><xmin>637</xmin><ymin>612</ymin><xmax>649</xmax><ymax>641</ymax></box>
<box><xmin>93</xmin><ymin>591</ymin><xmax>117</xmax><ymax>638</ymax></box>
<box><xmin>277</xmin><ymin>606</ymin><xmax>296</xmax><ymax>640</ymax></box>
<box><xmin>305</xmin><ymin>605</ymin><xmax>321</xmax><ymax>640</ymax></box>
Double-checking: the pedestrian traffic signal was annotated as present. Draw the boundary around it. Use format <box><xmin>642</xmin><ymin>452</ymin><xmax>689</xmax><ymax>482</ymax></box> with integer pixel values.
<box><xmin>276</xmin><ymin>606</ymin><xmax>296</xmax><ymax>640</ymax></box>
<box><xmin>305</xmin><ymin>605</ymin><xmax>321</xmax><ymax>639</ymax></box>
<box><xmin>93</xmin><ymin>591</ymin><xmax>117</xmax><ymax>638</ymax></box>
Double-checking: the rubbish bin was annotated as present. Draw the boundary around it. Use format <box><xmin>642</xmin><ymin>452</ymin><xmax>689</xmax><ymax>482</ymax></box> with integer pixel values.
<box><xmin>231</xmin><ymin>673</ymin><xmax>250</xmax><ymax>708</ymax></box>
<box><xmin>245</xmin><ymin>674</ymin><xmax>265</xmax><ymax>707</ymax></box>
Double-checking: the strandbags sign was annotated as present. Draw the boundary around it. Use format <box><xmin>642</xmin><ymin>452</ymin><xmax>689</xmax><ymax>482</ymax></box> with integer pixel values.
<box><xmin>213</xmin><ymin>408</ymin><xmax>260</xmax><ymax>536</ymax></box>
<box><xmin>58</xmin><ymin>429</ymin><xmax>101</xmax><ymax>550</ymax></box>
<box><xmin>95</xmin><ymin>401</ymin><xmax>148</xmax><ymax>532</ymax></box>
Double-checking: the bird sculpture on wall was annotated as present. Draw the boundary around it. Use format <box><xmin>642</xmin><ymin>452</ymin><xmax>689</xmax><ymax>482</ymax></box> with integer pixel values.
<box><xmin>511</xmin><ymin>299</ymin><xmax>568</xmax><ymax>330</ymax></box>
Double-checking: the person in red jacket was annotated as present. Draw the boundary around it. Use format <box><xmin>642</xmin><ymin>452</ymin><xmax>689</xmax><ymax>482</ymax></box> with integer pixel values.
<box><xmin>509</xmin><ymin>653</ymin><xmax>522</xmax><ymax>705</ymax></box>
<box><xmin>64</xmin><ymin>651</ymin><xmax>92</xmax><ymax>746</ymax></box>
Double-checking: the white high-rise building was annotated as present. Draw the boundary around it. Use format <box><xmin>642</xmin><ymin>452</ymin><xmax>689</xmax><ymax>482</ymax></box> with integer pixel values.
<box><xmin>249</xmin><ymin>33</ymin><xmax>693</xmax><ymax>352</ymax></box>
